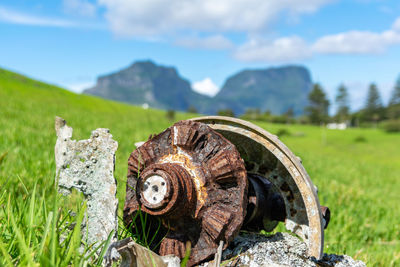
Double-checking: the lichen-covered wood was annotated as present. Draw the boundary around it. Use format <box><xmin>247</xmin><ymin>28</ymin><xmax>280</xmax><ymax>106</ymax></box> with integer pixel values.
<box><xmin>55</xmin><ymin>117</ymin><xmax>118</xmax><ymax>247</ymax></box>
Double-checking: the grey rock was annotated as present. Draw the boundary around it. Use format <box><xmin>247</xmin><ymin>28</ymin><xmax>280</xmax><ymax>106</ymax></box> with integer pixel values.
<box><xmin>221</xmin><ymin>232</ymin><xmax>366</xmax><ymax>267</ymax></box>
<box><xmin>161</xmin><ymin>255</ymin><xmax>181</xmax><ymax>267</ymax></box>
<box><xmin>54</xmin><ymin>117</ymin><xmax>118</xmax><ymax>249</ymax></box>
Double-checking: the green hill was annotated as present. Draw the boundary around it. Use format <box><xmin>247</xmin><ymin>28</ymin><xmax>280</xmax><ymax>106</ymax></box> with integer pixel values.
<box><xmin>0</xmin><ymin>67</ymin><xmax>399</xmax><ymax>266</ymax></box>
<box><xmin>0</xmin><ymin>66</ymin><xmax>194</xmax><ymax>189</ymax></box>
<box><xmin>0</xmin><ymin>67</ymin><xmax>195</xmax><ymax>265</ymax></box>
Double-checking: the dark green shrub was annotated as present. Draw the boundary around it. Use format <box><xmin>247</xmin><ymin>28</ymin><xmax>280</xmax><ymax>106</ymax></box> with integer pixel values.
<box><xmin>382</xmin><ymin>120</ymin><xmax>400</xmax><ymax>133</ymax></box>
<box><xmin>166</xmin><ymin>109</ymin><xmax>175</xmax><ymax>121</ymax></box>
<box><xmin>187</xmin><ymin>105</ymin><xmax>198</xmax><ymax>114</ymax></box>
<box><xmin>276</xmin><ymin>128</ymin><xmax>291</xmax><ymax>137</ymax></box>
<box><xmin>354</xmin><ymin>135</ymin><xmax>367</xmax><ymax>143</ymax></box>
<box><xmin>217</xmin><ymin>109</ymin><xmax>235</xmax><ymax>117</ymax></box>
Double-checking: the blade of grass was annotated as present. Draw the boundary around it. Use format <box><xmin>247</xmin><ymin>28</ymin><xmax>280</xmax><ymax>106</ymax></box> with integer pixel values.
<box><xmin>37</xmin><ymin>211</ymin><xmax>53</xmax><ymax>258</ymax></box>
<box><xmin>147</xmin><ymin>220</ymin><xmax>161</xmax><ymax>248</ymax></box>
<box><xmin>37</xmin><ymin>190</ymin><xmax>46</xmax><ymax>225</ymax></box>
<box><xmin>61</xmin><ymin>202</ymin><xmax>86</xmax><ymax>266</ymax></box>
<box><xmin>27</xmin><ymin>183</ymin><xmax>37</xmax><ymax>246</ymax></box>
<box><xmin>95</xmin><ymin>230</ymin><xmax>115</xmax><ymax>265</ymax></box>
<box><xmin>0</xmin><ymin>239</ymin><xmax>14</xmax><ymax>266</ymax></box>
<box><xmin>180</xmin><ymin>241</ymin><xmax>191</xmax><ymax>267</ymax></box>
<box><xmin>16</xmin><ymin>175</ymin><xmax>28</xmax><ymax>195</ymax></box>
<box><xmin>50</xmin><ymin>196</ymin><xmax>59</xmax><ymax>265</ymax></box>
<box><xmin>9</xmin><ymin>206</ymin><xmax>36</xmax><ymax>266</ymax></box>
<box><xmin>7</xmin><ymin>193</ymin><xmax>11</xmax><ymax>225</ymax></box>
<box><xmin>0</xmin><ymin>151</ymin><xmax>8</xmax><ymax>166</ymax></box>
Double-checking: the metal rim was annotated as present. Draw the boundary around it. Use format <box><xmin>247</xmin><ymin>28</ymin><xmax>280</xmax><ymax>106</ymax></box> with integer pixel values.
<box><xmin>191</xmin><ymin>116</ymin><xmax>324</xmax><ymax>259</ymax></box>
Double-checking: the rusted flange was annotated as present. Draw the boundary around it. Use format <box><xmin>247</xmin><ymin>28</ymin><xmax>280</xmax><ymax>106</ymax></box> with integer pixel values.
<box><xmin>124</xmin><ymin>120</ymin><xmax>248</xmax><ymax>266</ymax></box>
<box><xmin>136</xmin><ymin>163</ymin><xmax>194</xmax><ymax>216</ymax></box>
<box><xmin>191</xmin><ymin>116</ymin><xmax>325</xmax><ymax>260</ymax></box>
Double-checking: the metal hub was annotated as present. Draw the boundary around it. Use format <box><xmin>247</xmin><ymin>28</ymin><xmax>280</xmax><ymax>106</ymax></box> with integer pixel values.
<box><xmin>124</xmin><ymin>120</ymin><xmax>248</xmax><ymax>266</ymax></box>
<box><xmin>192</xmin><ymin>116</ymin><xmax>329</xmax><ymax>260</ymax></box>
<box><xmin>135</xmin><ymin>163</ymin><xmax>194</xmax><ymax>216</ymax></box>
<box><xmin>140</xmin><ymin>175</ymin><xmax>168</xmax><ymax>206</ymax></box>
<box><xmin>124</xmin><ymin>117</ymin><xmax>330</xmax><ymax>266</ymax></box>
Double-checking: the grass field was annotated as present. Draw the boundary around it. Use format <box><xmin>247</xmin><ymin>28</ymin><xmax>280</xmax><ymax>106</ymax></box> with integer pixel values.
<box><xmin>0</xmin><ymin>67</ymin><xmax>399</xmax><ymax>266</ymax></box>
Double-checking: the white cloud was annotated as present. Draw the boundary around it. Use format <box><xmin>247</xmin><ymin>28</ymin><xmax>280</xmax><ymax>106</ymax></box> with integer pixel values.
<box><xmin>312</xmin><ymin>29</ymin><xmax>400</xmax><ymax>54</ymax></box>
<box><xmin>312</xmin><ymin>16</ymin><xmax>400</xmax><ymax>54</ymax></box>
<box><xmin>234</xmin><ymin>16</ymin><xmax>400</xmax><ymax>63</ymax></box>
<box><xmin>192</xmin><ymin>78</ymin><xmax>220</xmax><ymax>97</ymax></box>
<box><xmin>66</xmin><ymin>81</ymin><xmax>95</xmax><ymax>93</ymax></box>
<box><xmin>0</xmin><ymin>7</ymin><xmax>76</xmax><ymax>27</ymax></box>
<box><xmin>393</xmin><ymin>17</ymin><xmax>400</xmax><ymax>32</ymax></box>
<box><xmin>175</xmin><ymin>35</ymin><xmax>233</xmax><ymax>50</ymax></box>
<box><xmin>234</xmin><ymin>36</ymin><xmax>312</xmax><ymax>63</ymax></box>
<box><xmin>97</xmin><ymin>0</ymin><xmax>333</xmax><ymax>37</ymax></box>
<box><xmin>63</xmin><ymin>0</ymin><xmax>97</xmax><ymax>17</ymax></box>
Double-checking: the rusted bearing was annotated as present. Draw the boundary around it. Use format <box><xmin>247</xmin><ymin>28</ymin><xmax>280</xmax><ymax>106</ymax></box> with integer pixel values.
<box><xmin>124</xmin><ymin>117</ymin><xmax>329</xmax><ymax>264</ymax></box>
<box><xmin>124</xmin><ymin>120</ymin><xmax>248</xmax><ymax>266</ymax></box>
<box><xmin>244</xmin><ymin>173</ymin><xmax>286</xmax><ymax>232</ymax></box>
<box><xmin>192</xmin><ymin>116</ymin><xmax>326</xmax><ymax>260</ymax></box>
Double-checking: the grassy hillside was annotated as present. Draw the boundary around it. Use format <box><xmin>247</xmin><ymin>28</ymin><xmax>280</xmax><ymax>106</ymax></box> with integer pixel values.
<box><xmin>0</xmin><ymin>68</ymin><xmax>399</xmax><ymax>266</ymax></box>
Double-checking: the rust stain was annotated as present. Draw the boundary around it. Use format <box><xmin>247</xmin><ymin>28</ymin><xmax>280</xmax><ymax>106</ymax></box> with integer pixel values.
<box><xmin>159</xmin><ymin>151</ymin><xmax>207</xmax><ymax>213</ymax></box>
<box><xmin>192</xmin><ymin>116</ymin><xmax>328</xmax><ymax>260</ymax></box>
<box><xmin>123</xmin><ymin>117</ymin><xmax>330</xmax><ymax>265</ymax></box>
<box><xmin>123</xmin><ymin>120</ymin><xmax>248</xmax><ymax>266</ymax></box>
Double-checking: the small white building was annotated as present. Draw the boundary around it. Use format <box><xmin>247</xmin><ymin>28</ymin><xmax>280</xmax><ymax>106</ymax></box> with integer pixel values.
<box><xmin>326</xmin><ymin>122</ymin><xmax>347</xmax><ymax>130</ymax></box>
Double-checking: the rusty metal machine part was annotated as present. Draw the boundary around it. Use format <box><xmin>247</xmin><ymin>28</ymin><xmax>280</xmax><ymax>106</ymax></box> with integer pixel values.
<box><xmin>124</xmin><ymin>120</ymin><xmax>248</xmax><ymax>266</ymax></box>
<box><xmin>244</xmin><ymin>173</ymin><xmax>286</xmax><ymax>232</ymax></box>
<box><xmin>191</xmin><ymin>116</ymin><xmax>326</xmax><ymax>260</ymax></box>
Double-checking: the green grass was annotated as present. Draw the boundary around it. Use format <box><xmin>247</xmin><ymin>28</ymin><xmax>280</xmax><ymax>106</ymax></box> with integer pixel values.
<box><xmin>0</xmin><ymin>68</ymin><xmax>399</xmax><ymax>266</ymax></box>
<box><xmin>260</xmin><ymin>124</ymin><xmax>400</xmax><ymax>265</ymax></box>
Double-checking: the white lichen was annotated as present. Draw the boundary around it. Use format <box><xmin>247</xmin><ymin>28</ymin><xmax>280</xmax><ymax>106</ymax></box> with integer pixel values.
<box><xmin>55</xmin><ymin>117</ymin><xmax>118</xmax><ymax>248</ymax></box>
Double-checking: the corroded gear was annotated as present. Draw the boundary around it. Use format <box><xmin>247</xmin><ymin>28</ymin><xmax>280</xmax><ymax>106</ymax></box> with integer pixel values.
<box><xmin>123</xmin><ymin>120</ymin><xmax>248</xmax><ymax>266</ymax></box>
<box><xmin>124</xmin><ymin>117</ymin><xmax>329</xmax><ymax>265</ymax></box>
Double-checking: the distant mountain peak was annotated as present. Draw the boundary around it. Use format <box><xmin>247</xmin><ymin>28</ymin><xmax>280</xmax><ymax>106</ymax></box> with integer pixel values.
<box><xmin>84</xmin><ymin>61</ymin><xmax>210</xmax><ymax>111</ymax></box>
<box><xmin>84</xmin><ymin>61</ymin><xmax>313</xmax><ymax>116</ymax></box>
<box><xmin>210</xmin><ymin>65</ymin><xmax>312</xmax><ymax>115</ymax></box>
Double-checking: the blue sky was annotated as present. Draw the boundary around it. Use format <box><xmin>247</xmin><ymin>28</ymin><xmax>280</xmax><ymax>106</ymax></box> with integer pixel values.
<box><xmin>1</xmin><ymin>0</ymin><xmax>400</xmax><ymax>112</ymax></box>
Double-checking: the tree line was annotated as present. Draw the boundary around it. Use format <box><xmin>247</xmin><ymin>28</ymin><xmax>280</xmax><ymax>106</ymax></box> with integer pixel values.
<box><xmin>217</xmin><ymin>75</ymin><xmax>400</xmax><ymax>131</ymax></box>
<box><xmin>304</xmin><ymin>77</ymin><xmax>400</xmax><ymax>128</ymax></box>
